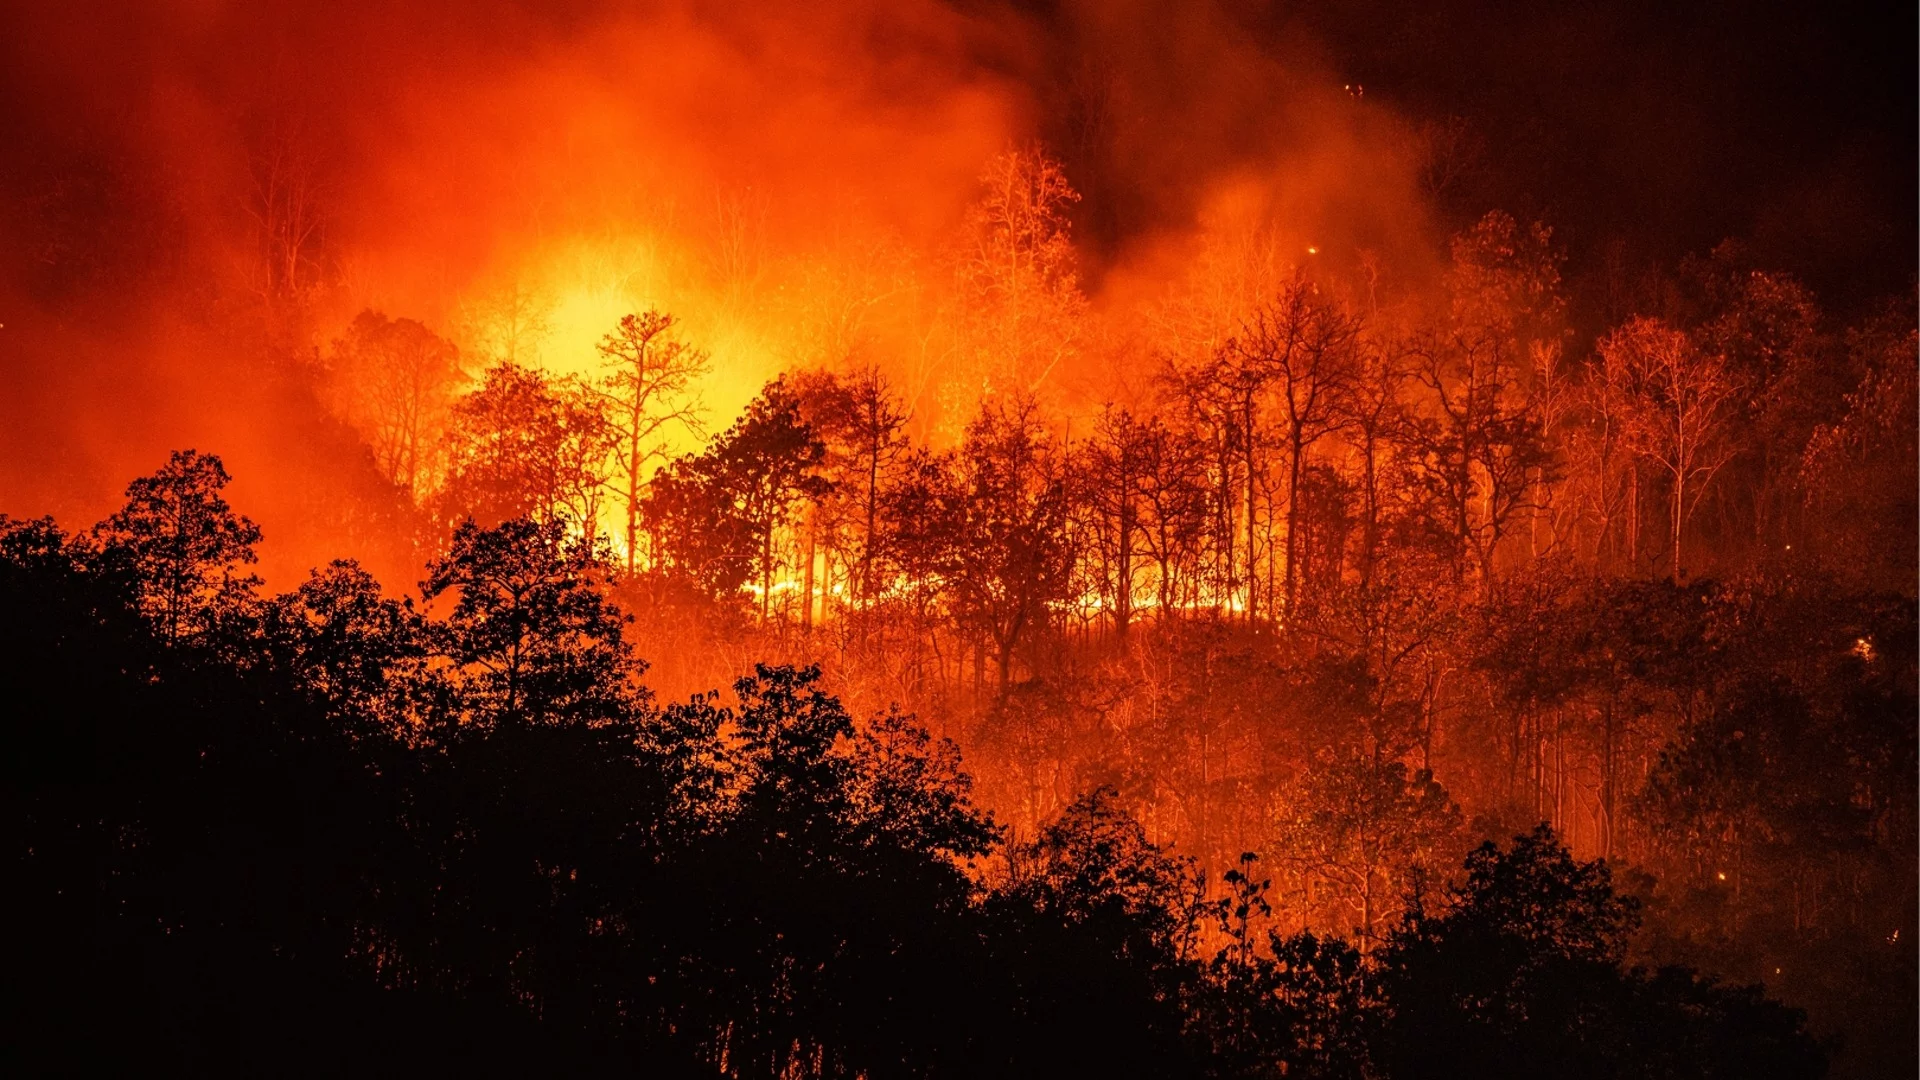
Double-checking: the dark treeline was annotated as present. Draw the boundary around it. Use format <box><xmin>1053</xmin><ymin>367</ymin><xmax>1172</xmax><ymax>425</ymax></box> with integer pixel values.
<box><xmin>7</xmin><ymin>452</ymin><xmax>1839</xmax><ymax>1076</ymax></box>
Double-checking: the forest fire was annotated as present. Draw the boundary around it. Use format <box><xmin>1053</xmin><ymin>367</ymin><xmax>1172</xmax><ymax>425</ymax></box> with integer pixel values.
<box><xmin>2</xmin><ymin>1</ymin><xmax>1914</xmax><ymax>1077</ymax></box>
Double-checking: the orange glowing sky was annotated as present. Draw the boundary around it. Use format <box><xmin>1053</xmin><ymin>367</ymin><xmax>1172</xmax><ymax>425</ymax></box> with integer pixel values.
<box><xmin>20</xmin><ymin>0</ymin><xmax>1901</xmax><ymax>582</ymax></box>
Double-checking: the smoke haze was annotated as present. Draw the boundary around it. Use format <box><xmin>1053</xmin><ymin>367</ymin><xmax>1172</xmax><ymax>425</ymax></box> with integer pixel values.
<box><xmin>1</xmin><ymin>0</ymin><xmax>1904</xmax><ymax>581</ymax></box>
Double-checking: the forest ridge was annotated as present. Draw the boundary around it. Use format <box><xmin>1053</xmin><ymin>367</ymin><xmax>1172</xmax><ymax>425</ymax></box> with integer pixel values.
<box><xmin>3</xmin><ymin>96</ymin><xmax>1914</xmax><ymax>1077</ymax></box>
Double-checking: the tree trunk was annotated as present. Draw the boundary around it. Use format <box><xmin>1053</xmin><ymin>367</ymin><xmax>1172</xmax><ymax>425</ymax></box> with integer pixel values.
<box><xmin>1628</xmin><ymin>463</ymin><xmax>1641</xmax><ymax>570</ymax></box>
<box><xmin>624</xmin><ymin>408</ymin><xmax>643</xmax><ymax>573</ymax></box>
<box><xmin>863</xmin><ymin>438</ymin><xmax>880</xmax><ymax>603</ymax></box>
<box><xmin>761</xmin><ymin>527</ymin><xmax>773</xmax><ymax>621</ymax></box>
<box><xmin>802</xmin><ymin>513</ymin><xmax>816</xmax><ymax>633</ymax></box>
<box><xmin>1244</xmin><ymin>404</ymin><xmax>1259</xmax><ymax>625</ymax></box>
<box><xmin>1600</xmin><ymin>694</ymin><xmax>1616</xmax><ymax>859</ymax></box>
<box><xmin>1360</xmin><ymin>434</ymin><xmax>1380</xmax><ymax>590</ymax></box>
<box><xmin>1284</xmin><ymin>432</ymin><xmax>1304</xmax><ymax>621</ymax></box>
<box><xmin>1671</xmin><ymin>468</ymin><xmax>1685</xmax><ymax>583</ymax></box>
<box><xmin>1218</xmin><ymin>438</ymin><xmax>1236</xmax><ymax>616</ymax></box>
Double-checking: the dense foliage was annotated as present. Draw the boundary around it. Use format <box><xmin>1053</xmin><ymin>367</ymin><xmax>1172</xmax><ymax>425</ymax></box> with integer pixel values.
<box><xmin>6</xmin><ymin>454</ymin><xmax>1842</xmax><ymax>1077</ymax></box>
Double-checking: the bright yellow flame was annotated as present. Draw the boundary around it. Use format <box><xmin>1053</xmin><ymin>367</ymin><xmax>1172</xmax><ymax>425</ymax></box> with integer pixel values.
<box><xmin>452</xmin><ymin>229</ymin><xmax>793</xmax><ymax>533</ymax></box>
<box><xmin>549</xmin><ymin>285</ymin><xmax>635</xmax><ymax>372</ymax></box>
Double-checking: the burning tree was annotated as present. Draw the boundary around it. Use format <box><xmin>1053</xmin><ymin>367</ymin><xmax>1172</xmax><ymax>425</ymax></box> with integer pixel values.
<box><xmin>1272</xmin><ymin>752</ymin><xmax>1463</xmax><ymax>949</ymax></box>
<box><xmin>1598</xmin><ymin>317</ymin><xmax>1740</xmax><ymax>582</ymax></box>
<box><xmin>455</xmin><ymin>279</ymin><xmax>553</xmax><ymax>369</ymax></box>
<box><xmin>952</xmin><ymin>146</ymin><xmax>1087</xmax><ymax>409</ymax></box>
<box><xmin>790</xmin><ymin>367</ymin><xmax>912</xmax><ymax>616</ymax></box>
<box><xmin>1800</xmin><ymin>321</ymin><xmax>1920</xmax><ymax>587</ymax></box>
<box><xmin>1133</xmin><ymin>416</ymin><xmax>1213</xmax><ymax>619</ymax></box>
<box><xmin>326</xmin><ymin>310</ymin><xmax>463</xmax><ymax>498</ymax></box>
<box><xmin>1160</xmin><ymin>354</ymin><xmax>1251</xmax><ymax>619</ymax></box>
<box><xmin>593</xmin><ymin>309</ymin><xmax>709</xmax><ymax>572</ymax></box>
<box><xmin>1407</xmin><ymin>330</ymin><xmax>1556</xmax><ymax>594</ymax></box>
<box><xmin>1405</xmin><ymin>212</ymin><xmax>1567</xmax><ymax>592</ymax></box>
<box><xmin>891</xmin><ymin>396</ymin><xmax>1074</xmax><ymax>693</ymax></box>
<box><xmin>1232</xmin><ymin>278</ymin><xmax>1361</xmax><ymax>622</ymax></box>
<box><xmin>642</xmin><ymin>378</ymin><xmax>830</xmax><ymax>619</ymax></box>
<box><xmin>244</xmin><ymin>119</ymin><xmax>329</xmax><ymax>319</ymax></box>
<box><xmin>437</xmin><ymin>364</ymin><xmax>613</xmax><ymax>536</ymax></box>
<box><xmin>1333</xmin><ymin>326</ymin><xmax>1425</xmax><ymax>594</ymax></box>
<box><xmin>1565</xmin><ymin>331</ymin><xmax>1643</xmax><ymax>571</ymax></box>
<box><xmin>1079</xmin><ymin>405</ymin><xmax>1154</xmax><ymax>636</ymax></box>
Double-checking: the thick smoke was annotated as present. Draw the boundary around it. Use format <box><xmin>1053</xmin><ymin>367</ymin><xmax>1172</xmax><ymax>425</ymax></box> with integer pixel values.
<box><xmin>0</xmin><ymin>0</ymin><xmax>1438</xmax><ymax>582</ymax></box>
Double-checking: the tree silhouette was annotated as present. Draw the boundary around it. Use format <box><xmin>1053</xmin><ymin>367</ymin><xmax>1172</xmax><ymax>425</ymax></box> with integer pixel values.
<box><xmin>893</xmin><ymin>395</ymin><xmax>1073</xmax><ymax>692</ymax></box>
<box><xmin>327</xmin><ymin>310</ymin><xmax>463</xmax><ymax>497</ymax></box>
<box><xmin>5</xmin><ymin>463</ymin><xmax>1845</xmax><ymax>1076</ymax></box>
<box><xmin>1081</xmin><ymin>405</ymin><xmax>1154</xmax><ymax>635</ymax></box>
<box><xmin>1372</xmin><ymin>827</ymin><xmax>1825</xmax><ymax>1080</ymax></box>
<box><xmin>92</xmin><ymin>449</ymin><xmax>261</xmax><ymax>645</ymax></box>
<box><xmin>1232</xmin><ymin>278</ymin><xmax>1359</xmax><ymax>621</ymax></box>
<box><xmin>790</xmin><ymin>366</ymin><xmax>910</xmax><ymax>611</ymax></box>
<box><xmin>594</xmin><ymin>309</ymin><xmax>708</xmax><ymax>572</ymax></box>
<box><xmin>643</xmin><ymin>378</ymin><xmax>830</xmax><ymax>618</ymax></box>
<box><xmin>422</xmin><ymin>517</ymin><xmax>638</xmax><ymax>728</ymax></box>
<box><xmin>268</xmin><ymin>559</ymin><xmax>427</xmax><ymax>737</ymax></box>
<box><xmin>438</xmin><ymin>363</ymin><xmax>612</xmax><ymax>534</ymax></box>
<box><xmin>1273</xmin><ymin>752</ymin><xmax>1463</xmax><ymax>949</ymax></box>
<box><xmin>954</xmin><ymin>145</ymin><xmax>1086</xmax><ymax>402</ymax></box>
<box><xmin>1599</xmin><ymin>317</ymin><xmax>1741</xmax><ymax>582</ymax></box>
